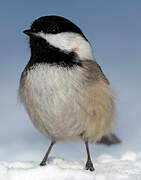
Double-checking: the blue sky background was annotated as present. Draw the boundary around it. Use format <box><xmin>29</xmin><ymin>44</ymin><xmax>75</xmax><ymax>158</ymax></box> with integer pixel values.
<box><xmin>0</xmin><ymin>0</ymin><xmax>141</xmax><ymax>161</ymax></box>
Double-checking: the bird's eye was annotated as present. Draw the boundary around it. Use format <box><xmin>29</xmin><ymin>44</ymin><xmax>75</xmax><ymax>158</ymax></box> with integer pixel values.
<box><xmin>32</xmin><ymin>28</ymin><xmax>36</xmax><ymax>32</ymax></box>
<box><xmin>52</xmin><ymin>28</ymin><xmax>57</xmax><ymax>33</ymax></box>
<box><xmin>32</xmin><ymin>27</ymin><xmax>40</xmax><ymax>33</ymax></box>
<box><xmin>44</xmin><ymin>24</ymin><xmax>59</xmax><ymax>34</ymax></box>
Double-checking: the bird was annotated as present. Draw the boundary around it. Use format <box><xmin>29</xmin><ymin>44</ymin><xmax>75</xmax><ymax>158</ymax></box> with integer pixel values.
<box><xmin>19</xmin><ymin>15</ymin><xmax>116</xmax><ymax>171</ymax></box>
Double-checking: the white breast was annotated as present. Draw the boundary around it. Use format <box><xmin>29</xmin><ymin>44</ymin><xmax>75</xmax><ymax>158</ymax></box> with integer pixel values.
<box><xmin>19</xmin><ymin>64</ymin><xmax>85</xmax><ymax>141</ymax></box>
<box><xmin>19</xmin><ymin>63</ymin><xmax>115</xmax><ymax>142</ymax></box>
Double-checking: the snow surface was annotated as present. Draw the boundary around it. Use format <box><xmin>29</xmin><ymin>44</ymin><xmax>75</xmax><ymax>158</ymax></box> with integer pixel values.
<box><xmin>1</xmin><ymin>152</ymin><xmax>141</xmax><ymax>180</ymax></box>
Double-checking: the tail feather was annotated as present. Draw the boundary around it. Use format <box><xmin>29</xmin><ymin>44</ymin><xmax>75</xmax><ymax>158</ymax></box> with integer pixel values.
<box><xmin>96</xmin><ymin>133</ymin><xmax>121</xmax><ymax>145</ymax></box>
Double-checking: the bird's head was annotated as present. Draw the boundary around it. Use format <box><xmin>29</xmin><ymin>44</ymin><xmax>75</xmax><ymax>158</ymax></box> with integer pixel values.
<box><xmin>24</xmin><ymin>16</ymin><xmax>93</xmax><ymax>61</ymax></box>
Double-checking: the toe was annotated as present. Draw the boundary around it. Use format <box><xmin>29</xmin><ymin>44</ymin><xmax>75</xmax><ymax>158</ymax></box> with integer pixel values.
<box><xmin>85</xmin><ymin>160</ymin><xmax>95</xmax><ymax>171</ymax></box>
<box><xmin>40</xmin><ymin>161</ymin><xmax>46</xmax><ymax>166</ymax></box>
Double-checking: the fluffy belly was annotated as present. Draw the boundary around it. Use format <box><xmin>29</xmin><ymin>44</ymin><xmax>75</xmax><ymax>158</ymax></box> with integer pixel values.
<box><xmin>19</xmin><ymin>64</ymin><xmax>115</xmax><ymax>142</ymax></box>
<box><xmin>23</xmin><ymin>92</ymin><xmax>84</xmax><ymax>141</ymax></box>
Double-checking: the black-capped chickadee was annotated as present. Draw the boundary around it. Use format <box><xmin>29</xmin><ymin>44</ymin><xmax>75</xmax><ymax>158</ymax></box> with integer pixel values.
<box><xmin>19</xmin><ymin>16</ymin><xmax>120</xmax><ymax>171</ymax></box>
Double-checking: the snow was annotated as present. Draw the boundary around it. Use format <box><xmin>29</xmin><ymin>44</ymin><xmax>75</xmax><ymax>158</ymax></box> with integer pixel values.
<box><xmin>1</xmin><ymin>152</ymin><xmax>141</xmax><ymax>180</ymax></box>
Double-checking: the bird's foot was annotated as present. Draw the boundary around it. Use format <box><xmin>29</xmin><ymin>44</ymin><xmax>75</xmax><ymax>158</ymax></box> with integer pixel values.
<box><xmin>85</xmin><ymin>160</ymin><xmax>95</xmax><ymax>171</ymax></box>
<box><xmin>40</xmin><ymin>161</ymin><xmax>46</xmax><ymax>166</ymax></box>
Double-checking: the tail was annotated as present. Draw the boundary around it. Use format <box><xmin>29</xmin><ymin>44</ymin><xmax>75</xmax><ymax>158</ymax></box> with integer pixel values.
<box><xmin>96</xmin><ymin>133</ymin><xmax>121</xmax><ymax>145</ymax></box>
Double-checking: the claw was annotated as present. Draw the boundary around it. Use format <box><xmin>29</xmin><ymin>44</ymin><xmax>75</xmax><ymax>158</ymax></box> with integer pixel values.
<box><xmin>85</xmin><ymin>160</ymin><xmax>95</xmax><ymax>171</ymax></box>
<box><xmin>40</xmin><ymin>161</ymin><xmax>46</xmax><ymax>166</ymax></box>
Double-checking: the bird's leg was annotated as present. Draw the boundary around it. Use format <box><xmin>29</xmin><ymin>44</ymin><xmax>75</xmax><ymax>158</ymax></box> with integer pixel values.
<box><xmin>40</xmin><ymin>141</ymin><xmax>56</xmax><ymax>166</ymax></box>
<box><xmin>85</xmin><ymin>141</ymin><xmax>94</xmax><ymax>171</ymax></box>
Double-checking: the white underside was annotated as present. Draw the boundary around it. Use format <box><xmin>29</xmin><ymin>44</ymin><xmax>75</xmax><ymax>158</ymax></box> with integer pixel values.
<box><xmin>19</xmin><ymin>64</ymin><xmax>114</xmax><ymax>142</ymax></box>
<box><xmin>19</xmin><ymin>65</ymin><xmax>85</xmax><ymax>141</ymax></box>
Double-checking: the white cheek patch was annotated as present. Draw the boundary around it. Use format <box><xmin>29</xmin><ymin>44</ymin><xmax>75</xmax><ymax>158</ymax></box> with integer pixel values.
<box><xmin>36</xmin><ymin>32</ymin><xmax>94</xmax><ymax>60</ymax></box>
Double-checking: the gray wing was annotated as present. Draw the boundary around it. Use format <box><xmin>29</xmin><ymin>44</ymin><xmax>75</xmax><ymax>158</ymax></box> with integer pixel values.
<box><xmin>82</xmin><ymin>60</ymin><xmax>110</xmax><ymax>84</ymax></box>
<box><xmin>83</xmin><ymin>60</ymin><xmax>121</xmax><ymax>145</ymax></box>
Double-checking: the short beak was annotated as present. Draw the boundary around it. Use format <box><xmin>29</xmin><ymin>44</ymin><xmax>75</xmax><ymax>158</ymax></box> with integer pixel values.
<box><xmin>23</xmin><ymin>29</ymin><xmax>35</xmax><ymax>36</ymax></box>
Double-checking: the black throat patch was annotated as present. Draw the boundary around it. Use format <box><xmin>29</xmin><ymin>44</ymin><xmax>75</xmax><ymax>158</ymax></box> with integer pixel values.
<box><xmin>25</xmin><ymin>36</ymin><xmax>82</xmax><ymax>70</ymax></box>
